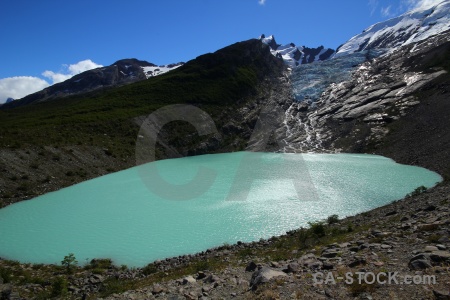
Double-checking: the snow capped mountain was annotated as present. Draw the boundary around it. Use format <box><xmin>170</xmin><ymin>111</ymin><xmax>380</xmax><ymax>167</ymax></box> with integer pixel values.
<box><xmin>259</xmin><ymin>34</ymin><xmax>335</xmax><ymax>67</ymax></box>
<box><xmin>335</xmin><ymin>0</ymin><xmax>450</xmax><ymax>57</ymax></box>
<box><xmin>2</xmin><ymin>59</ymin><xmax>184</xmax><ymax>109</ymax></box>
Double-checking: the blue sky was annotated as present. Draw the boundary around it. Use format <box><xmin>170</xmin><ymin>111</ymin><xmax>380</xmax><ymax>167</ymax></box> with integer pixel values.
<box><xmin>0</xmin><ymin>0</ymin><xmax>440</xmax><ymax>103</ymax></box>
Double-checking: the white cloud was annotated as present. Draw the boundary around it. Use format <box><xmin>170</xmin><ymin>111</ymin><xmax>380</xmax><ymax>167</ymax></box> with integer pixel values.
<box><xmin>41</xmin><ymin>71</ymin><xmax>72</xmax><ymax>84</ymax></box>
<box><xmin>43</xmin><ymin>59</ymin><xmax>103</xmax><ymax>84</ymax></box>
<box><xmin>67</xmin><ymin>59</ymin><xmax>103</xmax><ymax>75</ymax></box>
<box><xmin>381</xmin><ymin>5</ymin><xmax>393</xmax><ymax>17</ymax></box>
<box><xmin>0</xmin><ymin>77</ymin><xmax>50</xmax><ymax>104</ymax></box>
<box><xmin>0</xmin><ymin>59</ymin><xmax>103</xmax><ymax>103</ymax></box>
<box><xmin>258</xmin><ymin>0</ymin><xmax>266</xmax><ymax>5</ymax></box>
<box><xmin>368</xmin><ymin>0</ymin><xmax>379</xmax><ymax>16</ymax></box>
<box><xmin>403</xmin><ymin>0</ymin><xmax>443</xmax><ymax>10</ymax></box>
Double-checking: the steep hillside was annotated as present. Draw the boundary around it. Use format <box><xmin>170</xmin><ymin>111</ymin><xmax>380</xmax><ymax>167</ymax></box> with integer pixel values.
<box><xmin>0</xmin><ymin>39</ymin><xmax>286</xmax><ymax>207</ymax></box>
<box><xmin>310</xmin><ymin>30</ymin><xmax>450</xmax><ymax>178</ymax></box>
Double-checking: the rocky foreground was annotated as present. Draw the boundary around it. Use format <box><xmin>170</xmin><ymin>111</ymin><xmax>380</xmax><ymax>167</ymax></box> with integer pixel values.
<box><xmin>1</xmin><ymin>180</ymin><xmax>448</xmax><ymax>299</ymax></box>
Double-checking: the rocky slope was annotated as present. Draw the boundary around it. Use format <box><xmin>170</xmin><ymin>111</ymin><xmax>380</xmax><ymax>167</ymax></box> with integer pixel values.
<box><xmin>0</xmin><ymin>39</ymin><xmax>286</xmax><ymax>208</ymax></box>
<box><xmin>273</xmin><ymin>29</ymin><xmax>450</xmax><ymax>178</ymax></box>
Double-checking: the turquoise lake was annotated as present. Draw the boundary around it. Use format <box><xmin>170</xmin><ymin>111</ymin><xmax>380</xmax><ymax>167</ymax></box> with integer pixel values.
<box><xmin>0</xmin><ymin>152</ymin><xmax>442</xmax><ymax>267</ymax></box>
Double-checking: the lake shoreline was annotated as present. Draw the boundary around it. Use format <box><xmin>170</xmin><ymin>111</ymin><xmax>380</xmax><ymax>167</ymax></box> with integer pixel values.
<box><xmin>1</xmin><ymin>175</ymin><xmax>448</xmax><ymax>299</ymax></box>
<box><xmin>0</xmin><ymin>152</ymin><xmax>442</xmax><ymax>268</ymax></box>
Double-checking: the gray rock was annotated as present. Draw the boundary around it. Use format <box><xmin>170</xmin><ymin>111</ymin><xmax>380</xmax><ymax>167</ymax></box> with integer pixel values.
<box><xmin>197</xmin><ymin>271</ymin><xmax>207</xmax><ymax>280</ymax></box>
<box><xmin>321</xmin><ymin>250</ymin><xmax>339</xmax><ymax>258</ymax></box>
<box><xmin>202</xmin><ymin>285</ymin><xmax>212</xmax><ymax>293</ymax></box>
<box><xmin>433</xmin><ymin>289</ymin><xmax>450</xmax><ymax>300</ymax></box>
<box><xmin>249</xmin><ymin>267</ymin><xmax>287</xmax><ymax>289</ymax></box>
<box><xmin>430</xmin><ymin>251</ymin><xmax>450</xmax><ymax>263</ymax></box>
<box><xmin>348</xmin><ymin>259</ymin><xmax>366</xmax><ymax>268</ymax></box>
<box><xmin>286</xmin><ymin>263</ymin><xmax>300</xmax><ymax>273</ymax></box>
<box><xmin>409</xmin><ymin>259</ymin><xmax>432</xmax><ymax>270</ymax></box>
<box><xmin>152</xmin><ymin>284</ymin><xmax>165</xmax><ymax>295</ymax></box>
<box><xmin>270</xmin><ymin>261</ymin><xmax>280</xmax><ymax>268</ymax></box>
<box><xmin>425</xmin><ymin>245</ymin><xmax>439</xmax><ymax>252</ymax></box>
<box><xmin>245</xmin><ymin>261</ymin><xmax>257</xmax><ymax>272</ymax></box>
<box><xmin>182</xmin><ymin>276</ymin><xmax>196</xmax><ymax>285</ymax></box>
<box><xmin>204</xmin><ymin>274</ymin><xmax>220</xmax><ymax>283</ymax></box>
<box><xmin>0</xmin><ymin>284</ymin><xmax>12</xmax><ymax>299</ymax></box>
<box><xmin>436</xmin><ymin>244</ymin><xmax>447</xmax><ymax>250</ymax></box>
<box><xmin>307</xmin><ymin>261</ymin><xmax>323</xmax><ymax>270</ymax></box>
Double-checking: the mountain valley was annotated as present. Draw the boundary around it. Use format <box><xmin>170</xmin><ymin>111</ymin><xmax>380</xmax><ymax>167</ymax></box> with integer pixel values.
<box><xmin>0</xmin><ymin>1</ymin><xmax>450</xmax><ymax>299</ymax></box>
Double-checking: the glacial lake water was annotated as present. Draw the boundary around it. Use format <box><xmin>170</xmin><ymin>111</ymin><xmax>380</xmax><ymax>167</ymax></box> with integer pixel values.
<box><xmin>0</xmin><ymin>152</ymin><xmax>442</xmax><ymax>267</ymax></box>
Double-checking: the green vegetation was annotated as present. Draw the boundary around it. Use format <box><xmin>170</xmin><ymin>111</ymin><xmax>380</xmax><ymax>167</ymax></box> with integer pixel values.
<box><xmin>307</xmin><ymin>221</ymin><xmax>326</xmax><ymax>237</ymax></box>
<box><xmin>0</xmin><ymin>40</ymin><xmax>274</xmax><ymax>163</ymax></box>
<box><xmin>50</xmin><ymin>277</ymin><xmax>68</xmax><ymax>297</ymax></box>
<box><xmin>61</xmin><ymin>253</ymin><xmax>78</xmax><ymax>274</ymax></box>
<box><xmin>0</xmin><ymin>266</ymin><xmax>12</xmax><ymax>283</ymax></box>
<box><xmin>327</xmin><ymin>214</ymin><xmax>339</xmax><ymax>225</ymax></box>
<box><xmin>406</xmin><ymin>185</ymin><xmax>427</xmax><ymax>197</ymax></box>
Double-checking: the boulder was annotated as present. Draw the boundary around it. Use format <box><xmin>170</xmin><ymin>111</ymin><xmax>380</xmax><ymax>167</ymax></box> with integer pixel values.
<box><xmin>182</xmin><ymin>275</ymin><xmax>196</xmax><ymax>285</ymax></box>
<box><xmin>285</xmin><ymin>263</ymin><xmax>300</xmax><ymax>273</ymax></box>
<box><xmin>430</xmin><ymin>251</ymin><xmax>450</xmax><ymax>263</ymax></box>
<box><xmin>433</xmin><ymin>289</ymin><xmax>450</xmax><ymax>300</ymax></box>
<box><xmin>249</xmin><ymin>267</ymin><xmax>287</xmax><ymax>289</ymax></box>
<box><xmin>245</xmin><ymin>261</ymin><xmax>257</xmax><ymax>272</ymax></box>
<box><xmin>152</xmin><ymin>284</ymin><xmax>165</xmax><ymax>295</ymax></box>
<box><xmin>409</xmin><ymin>259</ymin><xmax>432</xmax><ymax>270</ymax></box>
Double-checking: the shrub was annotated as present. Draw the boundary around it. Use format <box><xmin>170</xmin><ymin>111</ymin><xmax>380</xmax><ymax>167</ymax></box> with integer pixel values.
<box><xmin>51</xmin><ymin>277</ymin><xmax>68</xmax><ymax>297</ymax></box>
<box><xmin>327</xmin><ymin>214</ymin><xmax>339</xmax><ymax>225</ymax></box>
<box><xmin>61</xmin><ymin>253</ymin><xmax>78</xmax><ymax>273</ymax></box>
<box><xmin>308</xmin><ymin>221</ymin><xmax>326</xmax><ymax>237</ymax></box>
<box><xmin>0</xmin><ymin>267</ymin><xmax>12</xmax><ymax>283</ymax></box>
<box><xmin>89</xmin><ymin>258</ymin><xmax>113</xmax><ymax>270</ymax></box>
<box><xmin>407</xmin><ymin>185</ymin><xmax>427</xmax><ymax>197</ymax></box>
<box><xmin>142</xmin><ymin>264</ymin><xmax>158</xmax><ymax>275</ymax></box>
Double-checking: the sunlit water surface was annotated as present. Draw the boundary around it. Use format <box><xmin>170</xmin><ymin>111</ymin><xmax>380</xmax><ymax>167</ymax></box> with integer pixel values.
<box><xmin>0</xmin><ymin>152</ymin><xmax>442</xmax><ymax>267</ymax></box>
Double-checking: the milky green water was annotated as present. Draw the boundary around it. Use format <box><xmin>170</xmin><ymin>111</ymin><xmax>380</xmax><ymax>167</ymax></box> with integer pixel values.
<box><xmin>0</xmin><ymin>152</ymin><xmax>442</xmax><ymax>267</ymax></box>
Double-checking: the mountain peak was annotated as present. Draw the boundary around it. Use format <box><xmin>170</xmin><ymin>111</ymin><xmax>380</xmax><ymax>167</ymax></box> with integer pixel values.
<box><xmin>259</xmin><ymin>34</ymin><xmax>335</xmax><ymax>67</ymax></box>
<box><xmin>335</xmin><ymin>0</ymin><xmax>450</xmax><ymax>57</ymax></box>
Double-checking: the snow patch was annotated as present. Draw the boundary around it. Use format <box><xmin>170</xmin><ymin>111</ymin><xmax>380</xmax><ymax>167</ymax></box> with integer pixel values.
<box><xmin>335</xmin><ymin>1</ymin><xmax>450</xmax><ymax>57</ymax></box>
<box><xmin>142</xmin><ymin>64</ymin><xmax>183</xmax><ymax>78</ymax></box>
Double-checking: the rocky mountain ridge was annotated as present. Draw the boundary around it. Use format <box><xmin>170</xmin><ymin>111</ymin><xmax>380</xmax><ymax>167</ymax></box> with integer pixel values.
<box><xmin>259</xmin><ymin>34</ymin><xmax>335</xmax><ymax>67</ymax></box>
<box><xmin>335</xmin><ymin>0</ymin><xmax>450</xmax><ymax>56</ymax></box>
<box><xmin>1</xmin><ymin>59</ymin><xmax>184</xmax><ymax>109</ymax></box>
<box><xmin>274</xmin><ymin>28</ymin><xmax>450</xmax><ymax>178</ymax></box>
